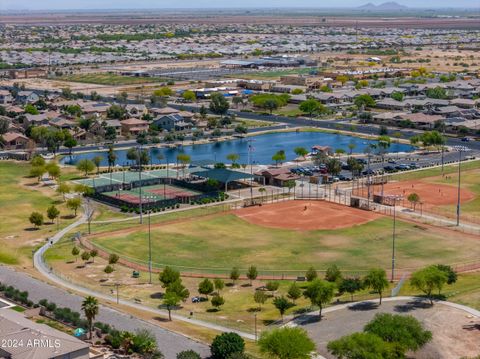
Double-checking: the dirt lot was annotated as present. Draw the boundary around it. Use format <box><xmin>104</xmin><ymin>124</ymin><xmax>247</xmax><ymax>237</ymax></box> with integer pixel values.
<box><xmin>235</xmin><ymin>200</ymin><xmax>381</xmax><ymax>230</ymax></box>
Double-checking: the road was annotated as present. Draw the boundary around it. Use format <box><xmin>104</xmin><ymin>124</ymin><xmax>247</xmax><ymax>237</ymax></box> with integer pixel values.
<box><xmin>0</xmin><ymin>265</ymin><xmax>209</xmax><ymax>358</ymax></box>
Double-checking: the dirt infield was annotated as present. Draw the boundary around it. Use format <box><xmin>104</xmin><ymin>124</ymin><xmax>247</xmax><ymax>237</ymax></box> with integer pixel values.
<box><xmin>235</xmin><ymin>200</ymin><xmax>381</xmax><ymax>231</ymax></box>
<box><xmin>375</xmin><ymin>180</ymin><xmax>475</xmax><ymax>208</ymax></box>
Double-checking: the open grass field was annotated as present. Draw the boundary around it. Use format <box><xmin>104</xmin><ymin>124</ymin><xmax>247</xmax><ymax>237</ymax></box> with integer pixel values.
<box><xmin>0</xmin><ymin>161</ymin><xmax>78</xmax><ymax>266</ymax></box>
<box><xmin>58</xmin><ymin>73</ymin><xmax>164</xmax><ymax>86</ymax></box>
<box><xmin>87</xmin><ymin>200</ymin><xmax>480</xmax><ymax>273</ymax></box>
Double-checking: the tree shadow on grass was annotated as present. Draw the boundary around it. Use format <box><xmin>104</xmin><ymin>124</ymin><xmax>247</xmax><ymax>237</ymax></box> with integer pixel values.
<box><xmin>150</xmin><ymin>292</ymin><xmax>164</xmax><ymax>299</ymax></box>
<box><xmin>24</xmin><ymin>227</ymin><xmax>40</xmax><ymax>231</ymax></box>
<box><xmin>394</xmin><ymin>300</ymin><xmax>432</xmax><ymax>313</ymax></box>
<box><xmin>462</xmin><ymin>323</ymin><xmax>480</xmax><ymax>331</ymax></box>
<box><xmin>348</xmin><ymin>302</ymin><xmax>378</xmax><ymax>311</ymax></box>
<box><xmin>153</xmin><ymin>316</ymin><xmax>170</xmax><ymax>322</ymax></box>
<box><xmin>206</xmin><ymin>308</ymin><xmax>219</xmax><ymax>313</ymax></box>
<box><xmin>247</xmin><ymin>307</ymin><xmax>260</xmax><ymax>313</ymax></box>
<box><xmin>61</xmin><ymin>215</ymin><xmax>76</xmax><ymax>220</ymax></box>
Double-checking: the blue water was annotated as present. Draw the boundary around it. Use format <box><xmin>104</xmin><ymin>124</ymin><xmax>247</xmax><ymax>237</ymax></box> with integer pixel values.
<box><xmin>60</xmin><ymin>131</ymin><xmax>414</xmax><ymax>166</ymax></box>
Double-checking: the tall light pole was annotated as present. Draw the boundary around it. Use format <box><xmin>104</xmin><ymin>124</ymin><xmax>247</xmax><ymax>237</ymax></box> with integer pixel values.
<box><xmin>452</xmin><ymin>145</ymin><xmax>470</xmax><ymax>226</ymax></box>
<box><xmin>143</xmin><ymin>195</ymin><xmax>154</xmax><ymax>284</ymax></box>
<box><xmin>137</xmin><ymin>146</ymin><xmax>143</xmax><ymax>224</ymax></box>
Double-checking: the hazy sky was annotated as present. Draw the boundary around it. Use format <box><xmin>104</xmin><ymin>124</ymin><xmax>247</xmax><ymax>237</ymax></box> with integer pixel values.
<box><xmin>1</xmin><ymin>0</ymin><xmax>479</xmax><ymax>10</ymax></box>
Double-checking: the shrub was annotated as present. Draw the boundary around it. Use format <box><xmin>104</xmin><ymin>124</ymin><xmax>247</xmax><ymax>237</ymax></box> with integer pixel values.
<box><xmin>210</xmin><ymin>332</ymin><xmax>245</xmax><ymax>359</ymax></box>
<box><xmin>177</xmin><ymin>350</ymin><xmax>201</xmax><ymax>359</ymax></box>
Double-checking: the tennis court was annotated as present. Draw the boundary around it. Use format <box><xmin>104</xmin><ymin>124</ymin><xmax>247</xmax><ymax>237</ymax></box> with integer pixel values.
<box><xmin>101</xmin><ymin>183</ymin><xmax>201</xmax><ymax>204</ymax></box>
<box><xmin>75</xmin><ymin>169</ymin><xmax>180</xmax><ymax>187</ymax></box>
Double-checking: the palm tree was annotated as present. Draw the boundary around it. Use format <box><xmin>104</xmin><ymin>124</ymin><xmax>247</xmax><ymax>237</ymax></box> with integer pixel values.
<box><xmin>81</xmin><ymin>296</ymin><xmax>99</xmax><ymax>340</ymax></box>
<box><xmin>258</xmin><ymin>187</ymin><xmax>266</xmax><ymax>202</ymax></box>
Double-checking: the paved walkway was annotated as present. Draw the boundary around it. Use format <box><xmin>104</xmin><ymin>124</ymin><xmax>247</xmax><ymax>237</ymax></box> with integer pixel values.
<box><xmin>31</xmin><ymin>204</ymin><xmax>255</xmax><ymax>347</ymax></box>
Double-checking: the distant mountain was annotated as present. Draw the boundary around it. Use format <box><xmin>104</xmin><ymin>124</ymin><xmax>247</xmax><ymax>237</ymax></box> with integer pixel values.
<box><xmin>358</xmin><ymin>2</ymin><xmax>409</xmax><ymax>11</ymax></box>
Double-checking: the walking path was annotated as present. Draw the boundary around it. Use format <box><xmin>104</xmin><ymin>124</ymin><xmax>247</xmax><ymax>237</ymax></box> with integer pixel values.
<box><xmin>32</xmin><ymin>205</ymin><xmax>256</xmax><ymax>341</ymax></box>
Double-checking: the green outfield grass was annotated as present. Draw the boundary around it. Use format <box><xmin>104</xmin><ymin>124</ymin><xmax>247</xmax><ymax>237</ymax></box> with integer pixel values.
<box><xmin>90</xmin><ymin>212</ymin><xmax>479</xmax><ymax>273</ymax></box>
<box><xmin>58</xmin><ymin>73</ymin><xmax>164</xmax><ymax>86</ymax></box>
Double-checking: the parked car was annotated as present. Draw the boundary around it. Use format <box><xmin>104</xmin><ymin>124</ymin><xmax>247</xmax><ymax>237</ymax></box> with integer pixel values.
<box><xmin>396</xmin><ymin>164</ymin><xmax>410</xmax><ymax>170</ymax></box>
<box><xmin>383</xmin><ymin>165</ymin><xmax>396</xmax><ymax>172</ymax></box>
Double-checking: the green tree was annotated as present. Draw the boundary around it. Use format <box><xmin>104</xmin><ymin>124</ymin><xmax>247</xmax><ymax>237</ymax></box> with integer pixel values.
<box><xmin>166</xmin><ymin>280</ymin><xmax>190</xmax><ymax>301</ymax></box>
<box><xmin>66</xmin><ymin>198</ymin><xmax>81</xmax><ymax>216</ymax></box>
<box><xmin>104</xmin><ymin>264</ymin><xmax>114</xmax><ymax>274</ymax></box>
<box><xmin>209</xmin><ymin>93</ymin><xmax>230</xmax><ymax>115</ymax></box>
<box><xmin>76</xmin><ymin>159</ymin><xmax>96</xmax><ymax>176</ymax></box>
<box><xmin>272</xmin><ymin>150</ymin><xmax>286</xmax><ymax>166</ymax></box>
<box><xmin>299</xmin><ymin>99</ymin><xmax>323</xmax><ymax>117</ymax></box>
<box><xmin>303</xmin><ymin>279</ymin><xmax>336</xmax><ymax>319</ymax></box>
<box><xmin>226</xmin><ymin>153</ymin><xmax>240</xmax><ymax>166</ymax></box>
<box><xmin>339</xmin><ymin>277</ymin><xmax>363</xmax><ymax>302</ymax></box>
<box><xmin>214</xmin><ymin>278</ymin><xmax>225</xmax><ymax>294</ymax></box>
<box><xmin>365</xmin><ymin>313</ymin><xmax>432</xmax><ymax>352</ymax></box>
<box><xmin>436</xmin><ymin>264</ymin><xmax>457</xmax><ymax>285</ymax></box>
<box><xmin>182</xmin><ymin>90</ymin><xmax>196</xmax><ymax>102</ymax></box>
<box><xmin>29</xmin><ymin>211</ymin><xmax>44</xmax><ymax>228</ymax></box>
<box><xmin>327</xmin><ymin>332</ymin><xmax>400</xmax><ymax>359</ymax></box>
<box><xmin>391</xmin><ymin>91</ymin><xmax>404</xmax><ymax>102</ymax></box>
<box><xmin>354</xmin><ymin>94</ymin><xmax>376</xmax><ymax>109</ymax></box>
<box><xmin>177</xmin><ymin>350</ymin><xmax>201</xmax><ymax>359</ymax></box>
<box><xmin>30</xmin><ymin>165</ymin><xmax>46</xmax><ymax>182</ymax></box>
<box><xmin>81</xmin><ymin>296</ymin><xmax>99</xmax><ymax>339</ymax></box>
<box><xmin>294</xmin><ymin>147</ymin><xmax>308</xmax><ymax>160</ymax></box>
<box><xmin>46</xmin><ymin>205</ymin><xmax>60</xmax><ymax>224</ymax></box>
<box><xmin>246</xmin><ymin>265</ymin><xmax>258</xmax><ymax>286</ymax></box>
<box><xmin>210</xmin><ymin>332</ymin><xmax>245</xmax><ymax>359</ymax></box>
<box><xmin>106</xmin><ymin>104</ymin><xmax>126</xmax><ymax>119</ymax></box>
<box><xmin>266</xmin><ymin>281</ymin><xmax>280</xmax><ymax>294</ymax></box>
<box><xmin>211</xmin><ymin>295</ymin><xmax>225</xmax><ymax>310</ymax></box>
<box><xmin>326</xmin><ymin>158</ymin><xmax>342</xmax><ymax>176</ymax></box>
<box><xmin>407</xmin><ymin>192</ymin><xmax>420</xmax><ymax>210</ymax></box>
<box><xmin>287</xmin><ymin>282</ymin><xmax>302</xmax><ymax>303</ymax></box>
<box><xmin>325</xmin><ymin>264</ymin><xmax>342</xmax><ymax>284</ymax></box>
<box><xmin>107</xmin><ymin>146</ymin><xmax>117</xmax><ymax>170</ymax></box>
<box><xmin>71</xmin><ymin>246</ymin><xmax>80</xmax><ymax>262</ymax></box>
<box><xmin>305</xmin><ymin>267</ymin><xmax>317</xmax><ymax>282</ymax></box>
<box><xmin>163</xmin><ymin>292</ymin><xmax>180</xmax><ymax>321</ymax></box>
<box><xmin>108</xmin><ymin>253</ymin><xmax>119</xmax><ymax>267</ymax></box>
<box><xmin>272</xmin><ymin>296</ymin><xmax>294</xmax><ymax>321</ymax></box>
<box><xmin>259</xmin><ymin>327</ymin><xmax>315</xmax><ymax>359</ymax></box>
<box><xmin>410</xmin><ymin>265</ymin><xmax>448</xmax><ymax>305</ymax></box>
<box><xmin>363</xmin><ymin>268</ymin><xmax>389</xmax><ymax>305</ymax></box>
<box><xmin>92</xmin><ymin>156</ymin><xmax>103</xmax><ymax>175</ymax></box>
<box><xmin>24</xmin><ymin>103</ymin><xmax>39</xmax><ymax>115</ymax></box>
<box><xmin>230</xmin><ymin>267</ymin><xmax>240</xmax><ymax>285</ymax></box>
<box><xmin>198</xmin><ymin>278</ymin><xmax>214</xmax><ymax>299</ymax></box>
<box><xmin>426</xmin><ymin>86</ymin><xmax>447</xmax><ymax>99</ymax></box>
<box><xmin>63</xmin><ymin>137</ymin><xmax>77</xmax><ymax>155</ymax></box>
<box><xmin>90</xmin><ymin>249</ymin><xmax>98</xmax><ymax>263</ymax></box>
<box><xmin>254</xmin><ymin>290</ymin><xmax>267</xmax><ymax>311</ymax></box>
<box><xmin>81</xmin><ymin>251</ymin><xmax>91</xmax><ymax>265</ymax></box>
<box><xmin>159</xmin><ymin>266</ymin><xmax>180</xmax><ymax>288</ymax></box>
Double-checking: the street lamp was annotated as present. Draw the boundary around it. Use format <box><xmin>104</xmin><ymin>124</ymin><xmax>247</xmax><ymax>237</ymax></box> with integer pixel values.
<box><xmin>143</xmin><ymin>195</ymin><xmax>155</xmax><ymax>284</ymax></box>
<box><xmin>451</xmin><ymin>145</ymin><xmax>470</xmax><ymax>226</ymax></box>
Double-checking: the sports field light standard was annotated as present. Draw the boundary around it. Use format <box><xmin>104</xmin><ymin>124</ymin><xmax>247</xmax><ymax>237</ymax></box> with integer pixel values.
<box><xmin>452</xmin><ymin>145</ymin><xmax>470</xmax><ymax>226</ymax></box>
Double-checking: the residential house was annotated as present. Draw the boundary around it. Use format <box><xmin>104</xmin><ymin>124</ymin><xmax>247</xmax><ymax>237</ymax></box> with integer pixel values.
<box><xmin>0</xmin><ymin>90</ymin><xmax>13</xmax><ymax>105</ymax></box>
<box><xmin>16</xmin><ymin>91</ymin><xmax>39</xmax><ymax>104</ymax></box>
<box><xmin>121</xmin><ymin>118</ymin><xmax>148</xmax><ymax>136</ymax></box>
<box><xmin>153</xmin><ymin>114</ymin><xmax>192</xmax><ymax>132</ymax></box>
<box><xmin>1</xmin><ymin>132</ymin><xmax>30</xmax><ymax>149</ymax></box>
<box><xmin>0</xmin><ymin>308</ymin><xmax>91</xmax><ymax>359</ymax></box>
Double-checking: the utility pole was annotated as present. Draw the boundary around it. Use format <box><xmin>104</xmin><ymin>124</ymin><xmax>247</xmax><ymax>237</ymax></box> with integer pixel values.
<box><xmin>391</xmin><ymin>201</ymin><xmax>396</xmax><ymax>282</ymax></box>
<box><xmin>452</xmin><ymin>146</ymin><xmax>470</xmax><ymax>226</ymax></box>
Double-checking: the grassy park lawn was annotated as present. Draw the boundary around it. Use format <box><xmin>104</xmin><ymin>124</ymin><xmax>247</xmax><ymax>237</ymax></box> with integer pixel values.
<box><xmin>231</xmin><ymin>67</ymin><xmax>316</xmax><ymax>80</ymax></box>
<box><xmin>0</xmin><ymin>161</ymin><xmax>78</xmax><ymax>266</ymax></box>
<box><xmin>88</xmin><ymin>212</ymin><xmax>479</xmax><ymax>272</ymax></box>
<box><xmin>58</xmin><ymin>73</ymin><xmax>163</xmax><ymax>86</ymax></box>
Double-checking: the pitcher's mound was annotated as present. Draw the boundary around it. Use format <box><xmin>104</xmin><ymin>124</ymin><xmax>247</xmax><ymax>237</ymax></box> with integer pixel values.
<box><xmin>235</xmin><ymin>200</ymin><xmax>381</xmax><ymax>231</ymax></box>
